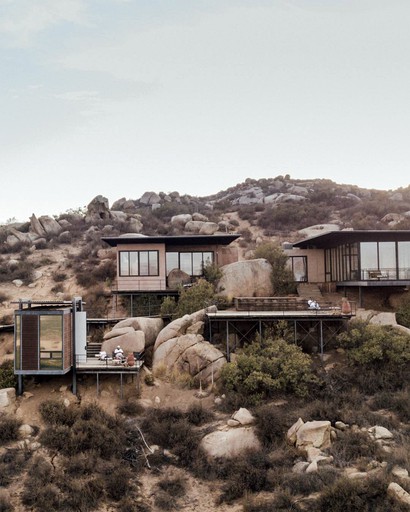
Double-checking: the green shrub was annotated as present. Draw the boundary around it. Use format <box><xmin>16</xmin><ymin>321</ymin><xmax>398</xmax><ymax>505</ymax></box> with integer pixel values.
<box><xmin>336</xmin><ymin>321</ymin><xmax>410</xmax><ymax>392</ymax></box>
<box><xmin>175</xmin><ymin>279</ymin><xmax>216</xmax><ymax>317</ymax></box>
<box><xmin>160</xmin><ymin>296</ymin><xmax>177</xmax><ymax>318</ymax></box>
<box><xmin>253</xmin><ymin>404</ymin><xmax>289</xmax><ymax>447</ymax></box>
<box><xmin>202</xmin><ymin>262</ymin><xmax>222</xmax><ymax>288</ymax></box>
<box><xmin>396</xmin><ymin>294</ymin><xmax>410</xmax><ymax>328</ymax></box>
<box><xmin>221</xmin><ymin>336</ymin><xmax>318</xmax><ymax>403</ymax></box>
<box><xmin>252</xmin><ymin>242</ymin><xmax>296</xmax><ymax>295</ymax></box>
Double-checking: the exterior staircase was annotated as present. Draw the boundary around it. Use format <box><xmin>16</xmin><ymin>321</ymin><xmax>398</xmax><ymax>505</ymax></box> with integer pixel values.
<box><xmin>297</xmin><ymin>283</ymin><xmax>323</xmax><ymax>302</ymax></box>
<box><xmin>86</xmin><ymin>342</ymin><xmax>103</xmax><ymax>358</ymax></box>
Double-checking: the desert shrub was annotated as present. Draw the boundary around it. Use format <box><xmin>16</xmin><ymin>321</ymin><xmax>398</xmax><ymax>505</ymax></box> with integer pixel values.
<box><xmin>253</xmin><ymin>404</ymin><xmax>289</xmax><ymax>447</ymax></box>
<box><xmin>0</xmin><ymin>492</ymin><xmax>13</xmax><ymax>512</ymax></box>
<box><xmin>21</xmin><ymin>457</ymin><xmax>61</xmax><ymax>511</ymax></box>
<box><xmin>336</xmin><ymin>321</ymin><xmax>410</xmax><ymax>392</ymax></box>
<box><xmin>280</xmin><ymin>467</ymin><xmax>339</xmax><ymax>496</ymax></box>
<box><xmin>0</xmin><ymin>258</ymin><xmax>34</xmax><ymax>284</ymax></box>
<box><xmin>83</xmin><ymin>285</ymin><xmax>111</xmax><ymax>317</ymax></box>
<box><xmin>160</xmin><ymin>296</ymin><xmax>177</xmax><ymax>318</ymax></box>
<box><xmin>154</xmin><ymin>473</ymin><xmax>187</xmax><ymax>510</ymax></box>
<box><xmin>175</xmin><ymin>279</ymin><xmax>216</xmax><ymax>317</ymax></box>
<box><xmin>257</xmin><ymin>203</ymin><xmax>329</xmax><ymax>234</ymax></box>
<box><xmin>218</xmin><ymin>450</ymin><xmax>272</xmax><ymax>503</ymax></box>
<box><xmin>52</xmin><ymin>271</ymin><xmax>67</xmax><ymax>282</ymax></box>
<box><xmin>63</xmin><ymin>452</ymin><xmax>98</xmax><ymax>476</ymax></box>
<box><xmin>39</xmin><ymin>424</ymin><xmax>75</xmax><ymax>454</ymax></box>
<box><xmin>243</xmin><ymin>491</ymin><xmax>302</xmax><ymax>511</ymax></box>
<box><xmin>186</xmin><ymin>403</ymin><xmax>215</xmax><ymax>426</ymax></box>
<box><xmin>144</xmin><ymin>373</ymin><xmax>155</xmax><ymax>386</ymax></box>
<box><xmin>370</xmin><ymin>389</ymin><xmax>410</xmax><ymax>422</ymax></box>
<box><xmin>0</xmin><ymin>449</ymin><xmax>31</xmax><ymax>487</ymax></box>
<box><xmin>316</xmin><ymin>475</ymin><xmax>406</xmax><ymax>512</ymax></box>
<box><xmin>140</xmin><ymin>408</ymin><xmax>200</xmax><ymax>467</ymax></box>
<box><xmin>0</xmin><ymin>416</ymin><xmax>22</xmax><ymax>445</ymax></box>
<box><xmin>39</xmin><ymin>399</ymin><xmax>78</xmax><ymax>426</ymax></box>
<box><xmin>117</xmin><ymin>400</ymin><xmax>145</xmax><ymax>417</ymax></box>
<box><xmin>0</xmin><ymin>361</ymin><xmax>16</xmax><ymax>389</ymax></box>
<box><xmin>252</xmin><ymin>242</ymin><xmax>296</xmax><ymax>295</ymax></box>
<box><xmin>0</xmin><ymin>291</ymin><xmax>9</xmax><ymax>303</ymax></box>
<box><xmin>329</xmin><ymin>430</ymin><xmax>382</xmax><ymax>468</ymax></box>
<box><xmin>58</xmin><ymin>475</ymin><xmax>105</xmax><ymax>511</ymax></box>
<box><xmin>202</xmin><ymin>261</ymin><xmax>222</xmax><ymax>288</ymax></box>
<box><xmin>104</xmin><ymin>465</ymin><xmax>133</xmax><ymax>501</ymax></box>
<box><xmin>396</xmin><ymin>294</ymin><xmax>410</xmax><ymax>328</ymax></box>
<box><xmin>221</xmin><ymin>336</ymin><xmax>318</xmax><ymax>404</ymax></box>
<box><xmin>51</xmin><ymin>283</ymin><xmax>64</xmax><ymax>293</ymax></box>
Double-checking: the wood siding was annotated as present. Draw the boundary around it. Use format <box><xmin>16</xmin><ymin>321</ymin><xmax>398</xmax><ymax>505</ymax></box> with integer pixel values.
<box><xmin>21</xmin><ymin>315</ymin><xmax>39</xmax><ymax>371</ymax></box>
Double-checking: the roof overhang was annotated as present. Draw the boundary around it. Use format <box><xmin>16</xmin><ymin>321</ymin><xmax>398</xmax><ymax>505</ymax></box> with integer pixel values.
<box><xmin>101</xmin><ymin>233</ymin><xmax>241</xmax><ymax>247</ymax></box>
<box><xmin>293</xmin><ymin>230</ymin><xmax>410</xmax><ymax>249</ymax></box>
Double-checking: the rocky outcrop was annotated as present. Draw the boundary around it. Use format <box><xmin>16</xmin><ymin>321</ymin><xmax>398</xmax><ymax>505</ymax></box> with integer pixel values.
<box><xmin>171</xmin><ymin>214</ymin><xmax>192</xmax><ymax>227</ymax></box>
<box><xmin>167</xmin><ymin>268</ymin><xmax>191</xmax><ymax>289</ymax></box>
<box><xmin>86</xmin><ymin>195</ymin><xmax>111</xmax><ymax>222</ymax></box>
<box><xmin>153</xmin><ymin>307</ymin><xmax>224</xmax><ymax>384</ymax></box>
<box><xmin>101</xmin><ymin>330</ymin><xmax>145</xmax><ymax>355</ymax></box>
<box><xmin>139</xmin><ymin>191</ymin><xmax>161</xmax><ymax>206</ymax></box>
<box><xmin>107</xmin><ymin>317</ymin><xmax>164</xmax><ymax>348</ymax></box>
<box><xmin>216</xmin><ymin>259</ymin><xmax>273</xmax><ymax>299</ymax></box>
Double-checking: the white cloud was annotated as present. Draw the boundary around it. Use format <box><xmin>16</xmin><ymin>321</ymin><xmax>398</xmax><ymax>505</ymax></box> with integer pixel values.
<box><xmin>0</xmin><ymin>0</ymin><xmax>89</xmax><ymax>47</ymax></box>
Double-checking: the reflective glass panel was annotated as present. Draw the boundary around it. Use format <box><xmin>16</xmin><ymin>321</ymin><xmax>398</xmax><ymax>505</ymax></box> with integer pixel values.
<box><xmin>139</xmin><ymin>251</ymin><xmax>149</xmax><ymax>275</ymax></box>
<box><xmin>180</xmin><ymin>253</ymin><xmax>192</xmax><ymax>274</ymax></box>
<box><xmin>120</xmin><ymin>252</ymin><xmax>129</xmax><ymax>276</ymax></box>
<box><xmin>149</xmin><ymin>251</ymin><xmax>158</xmax><ymax>275</ymax></box>
<box><xmin>39</xmin><ymin>315</ymin><xmax>63</xmax><ymax>370</ymax></box>
<box><xmin>166</xmin><ymin>252</ymin><xmax>179</xmax><ymax>275</ymax></box>
<box><xmin>129</xmin><ymin>252</ymin><xmax>139</xmax><ymax>275</ymax></box>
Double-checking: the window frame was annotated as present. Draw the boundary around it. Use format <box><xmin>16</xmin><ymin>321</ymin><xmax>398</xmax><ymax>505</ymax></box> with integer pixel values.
<box><xmin>119</xmin><ymin>250</ymin><xmax>159</xmax><ymax>277</ymax></box>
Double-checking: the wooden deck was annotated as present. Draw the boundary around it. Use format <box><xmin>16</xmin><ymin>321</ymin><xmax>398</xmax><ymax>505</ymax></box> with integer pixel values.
<box><xmin>75</xmin><ymin>357</ymin><xmax>144</xmax><ymax>374</ymax></box>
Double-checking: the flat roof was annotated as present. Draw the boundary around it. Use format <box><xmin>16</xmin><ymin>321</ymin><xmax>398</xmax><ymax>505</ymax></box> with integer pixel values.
<box><xmin>102</xmin><ymin>233</ymin><xmax>241</xmax><ymax>247</ymax></box>
<box><xmin>293</xmin><ymin>230</ymin><xmax>410</xmax><ymax>249</ymax></box>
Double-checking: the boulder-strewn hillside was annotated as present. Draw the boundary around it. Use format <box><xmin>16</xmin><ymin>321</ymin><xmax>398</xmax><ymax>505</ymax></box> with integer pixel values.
<box><xmin>1</xmin><ymin>175</ymin><xmax>410</xmax><ymax>321</ymax></box>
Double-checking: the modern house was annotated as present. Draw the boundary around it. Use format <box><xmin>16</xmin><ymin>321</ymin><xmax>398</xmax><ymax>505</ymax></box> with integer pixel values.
<box><xmin>285</xmin><ymin>230</ymin><xmax>410</xmax><ymax>305</ymax></box>
<box><xmin>101</xmin><ymin>233</ymin><xmax>240</xmax><ymax>314</ymax></box>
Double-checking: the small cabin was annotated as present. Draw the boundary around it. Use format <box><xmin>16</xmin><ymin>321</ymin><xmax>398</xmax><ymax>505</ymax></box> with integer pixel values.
<box><xmin>14</xmin><ymin>298</ymin><xmax>86</xmax><ymax>376</ymax></box>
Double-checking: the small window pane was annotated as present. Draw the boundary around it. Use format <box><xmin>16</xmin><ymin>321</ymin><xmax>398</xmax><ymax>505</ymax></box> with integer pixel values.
<box><xmin>192</xmin><ymin>253</ymin><xmax>203</xmax><ymax>275</ymax></box>
<box><xmin>166</xmin><ymin>252</ymin><xmax>178</xmax><ymax>275</ymax></box>
<box><xmin>149</xmin><ymin>252</ymin><xmax>158</xmax><ymax>275</ymax></box>
<box><xmin>120</xmin><ymin>252</ymin><xmax>129</xmax><ymax>276</ymax></box>
<box><xmin>139</xmin><ymin>251</ymin><xmax>149</xmax><ymax>275</ymax></box>
<box><xmin>180</xmin><ymin>253</ymin><xmax>192</xmax><ymax>274</ymax></box>
<box><xmin>129</xmin><ymin>252</ymin><xmax>139</xmax><ymax>275</ymax></box>
<box><xmin>15</xmin><ymin>314</ymin><xmax>21</xmax><ymax>370</ymax></box>
<box><xmin>40</xmin><ymin>315</ymin><xmax>63</xmax><ymax>370</ymax></box>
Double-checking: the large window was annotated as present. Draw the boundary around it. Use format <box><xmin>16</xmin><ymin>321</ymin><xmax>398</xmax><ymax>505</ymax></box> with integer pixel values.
<box><xmin>287</xmin><ymin>256</ymin><xmax>307</xmax><ymax>282</ymax></box>
<box><xmin>166</xmin><ymin>251</ymin><xmax>213</xmax><ymax>276</ymax></box>
<box><xmin>119</xmin><ymin>251</ymin><xmax>159</xmax><ymax>276</ymax></box>
<box><xmin>39</xmin><ymin>315</ymin><xmax>63</xmax><ymax>370</ymax></box>
<box><xmin>398</xmin><ymin>242</ymin><xmax>410</xmax><ymax>279</ymax></box>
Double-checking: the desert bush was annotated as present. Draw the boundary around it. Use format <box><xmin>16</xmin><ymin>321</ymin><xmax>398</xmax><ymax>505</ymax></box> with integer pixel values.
<box><xmin>252</xmin><ymin>242</ymin><xmax>296</xmax><ymax>295</ymax></box>
<box><xmin>221</xmin><ymin>335</ymin><xmax>318</xmax><ymax>404</ymax></box>
<box><xmin>257</xmin><ymin>203</ymin><xmax>329</xmax><ymax>234</ymax></box>
<box><xmin>243</xmin><ymin>491</ymin><xmax>302</xmax><ymax>511</ymax></box>
<box><xmin>0</xmin><ymin>291</ymin><xmax>9</xmax><ymax>303</ymax></box>
<box><xmin>39</xmin><ymin>399</ymin><xmax>78</xmax><ymax>426</ymax></box>
<box><xmin>336</xmin><ymin>321</ymin><xmax>410</xmax><ymax>392</ymax></box>
<box><xmin>0</xmin><ymin>492</ymin><xmax>13</xmax><ymax>512</ymax></box>
<box><xmin>186</xmin><ymin>403</ymin><xmax>215</xmax><ymax>426</ymax></box>
<box><xmin>0</xmin><ymin>258</ymin><xmax>34</xmax><ymax>284</ymax></box>
<box><xmin>253</xmin><ymin>404</ymin><xmax>289</xmax><ymax>447</ymax></box>
<box><xmin>63</xmin><ymin>452</ymin><xmax>98</xmax><ymax>476</ymax></box>
<box><xmin>154</xmin><ymin>473</ymin><xmax>187</xmax><ymax>510</ymax></box>
<box><xmin>104</xmin><ymin>464</ymin><xmax>133</xmax><ymax>501</ymax></box>
<box><xmin>51</xmin><ymin>283</ymin><xmax>64</xmax><ymax>294</ymax></box>
<box><xmin>117</xmin><ymin>400</ymin><xmax>145</xmax><ymax>417</ymax></box>
<box><xmin>316</xmin><ymin>475</ymin><xmax>407</xmax><ymax>512</ymax></box>
<box><xmin>0</xmin><ymin>449</ymin><xmax>31</xmax><ymax>487</ymax></box>
<box><xmin>218</xmin><ymin>450</ymin><xmax>272</xmax><ymax>503</ymax></box>
<box><xmin>280</xmin><ymin>467</ymin><xmax>339</xmax><ymax>496</ymax></box>
<box><xmin>0</xmin><ymin>416</ymin><xmax>22</xmax><ymax>445</ymax></box>
<box><xmin>160</xmin><ymin>296</ymin><xmax>177</xmax><ymax>318</ymax></box>
<box><xmin>175</xmin><ymin>279</ymin><xmax>216</xmax><ymax>317</ymax></box>
<box><xmin>396</xmin><ymin>294</ymin><xmax>410</xmax><ymax>328</ymax></box>
<box><xmin>370</xmin><ymin>389</ymin><xmax>410</xmax><ymax>422</ymax></box>
<box><xmin>52</xmin><ymin>271</ymin><xmax>67</xmax><ymax>282</ymax></box>
<box><xmin>329</xmin><ymin>430</ymin><xmax>383</xmax><ymax>468</ymax></box>
<box><xmin>83</xmin><ymin>285</ymin><xmax>111</xmax><ymax>317</ymax></box>
<box><xmin>202</xmin><ymin>261</ymin><xmax>222</xmax><ymax>288</ymax></box>
<box><xmin>140</xmin><ymin>408</ymin><xmax>200</xmax><ymax>467</ymax></box>
<box><xmin>0</xmin><ymin>361</ymin><xmax>16</xmax><ymax>389</ymax></box>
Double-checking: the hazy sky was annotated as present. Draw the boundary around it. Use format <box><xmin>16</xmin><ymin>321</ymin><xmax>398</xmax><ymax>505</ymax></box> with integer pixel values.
<box><xmin>1</xmin><ymin>0</ymin><xmax>410</xmax><ymax>223</ymax></box>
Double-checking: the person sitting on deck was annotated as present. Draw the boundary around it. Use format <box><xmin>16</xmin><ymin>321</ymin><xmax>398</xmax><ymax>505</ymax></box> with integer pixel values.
<box><xmin>114</xmin><ymin>345</ymin><xmax>124</xmax><ymax>360</ymax></box>
<box><xmin>98</xmin><ymin>350</ymin><xmax>107</xmax><ymax>360</ymax></box>
<box><xmin>307</xmin><ymin>299</ymin><xmax>320</xmax><ymax>310</ymax></box>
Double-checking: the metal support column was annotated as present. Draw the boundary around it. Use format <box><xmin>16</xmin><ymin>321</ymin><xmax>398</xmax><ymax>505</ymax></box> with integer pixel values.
<box><xmin>17</xmin><ymin>375</ymin><xmax>23</xmax><ymax>396</ymax></box>
<box><xmin>96</xmin><ymin>373</ymin><xmax>99</xmax><ymax>396</ymax></box>
<box><xmin>120</xmin><ymin>373</ymin><xmax>123</xmax><ymax>399</ymax></box>
<box><xmin>319</xmin><ymin>320</ymin><xmax>324</xmax><ymax>360</ymax></box>
<box><xmin>294</xmin><ymin>320</ymin><xmax>297</xmax><ymax>344</ymax></box>
<box><xmin>226</xmin><ymin>320</ymin><xmax>230</xmax><ymax>362</ymax></box>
